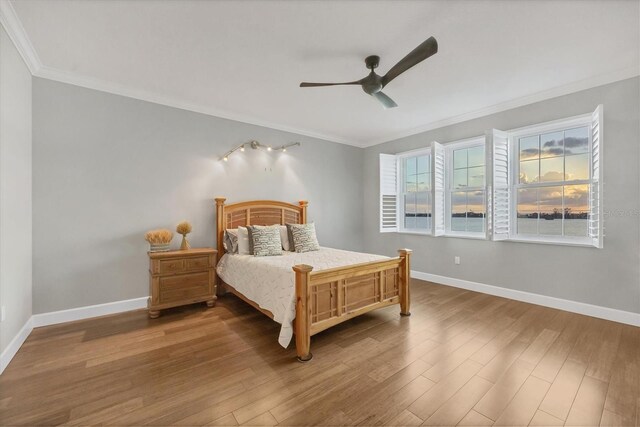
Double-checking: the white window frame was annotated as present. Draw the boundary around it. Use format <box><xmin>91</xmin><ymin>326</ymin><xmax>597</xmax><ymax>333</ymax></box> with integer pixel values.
<box><xmin>397</xmin><ymin>147</ymin><xmax>433</xmax><ymax>235</ymax></box>
<box><xmin>444</xmin><ymin>136</ymin><xmax>487</xmax><ymax>239</ymax></box>
<box><xmin>507</xmin><ymin>112</ymin><xmax>597</xmax><ymax>246</ymax></box>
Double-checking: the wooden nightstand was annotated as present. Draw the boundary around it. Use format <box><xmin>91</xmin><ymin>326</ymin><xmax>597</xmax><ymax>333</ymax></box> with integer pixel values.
<box><xmin>148</xmin><ymin>248</ymin><xmax>217</xmax><ymax>318</ymax></box>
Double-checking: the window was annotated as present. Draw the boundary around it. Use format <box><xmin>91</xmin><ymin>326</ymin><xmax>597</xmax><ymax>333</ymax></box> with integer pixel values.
<box><xmin>488</xmin><ymin>105</ymin><xmax>603</xmax><ymax>247</ymax></box>
<box><xmin>515</xmin><ymin>126</ymin><xmax>591</xmax><ymax>239</ymax></box>
<box><xmin>400</xmin><ymin>153</ymin><xmax>431</xmax><ymax>232</ymax></box>
<box><xmin>379</xmin><ymin>105</ymin><xmax>602</xmax><ymax>248</ymax></box>
<box><xmin>379</xmin><ymin>143</ymin><xmax>445</xmax><ymax>235</ymax></box>
<box><xmin>445</xmin><ymin>138</ymin><xmax>486</xmax><ymax>237</ymax></box>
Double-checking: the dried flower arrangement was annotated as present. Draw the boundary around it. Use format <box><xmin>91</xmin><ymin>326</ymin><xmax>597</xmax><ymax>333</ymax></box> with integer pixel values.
<box><xmin>144</xmin><ymin>229</ymin><xmax>173</xmax><ymax>252</ymax></box>
<box><xmin>176</xmin><ymin>221</ymin><xmax>192</xmax><ymax>250</ymax></box>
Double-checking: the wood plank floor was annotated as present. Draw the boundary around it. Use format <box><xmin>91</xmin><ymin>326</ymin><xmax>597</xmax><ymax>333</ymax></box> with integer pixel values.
<box><xmin>1</xmin><ymin>280</ymin><xmax>639</xmax><ymax>426</ymax></box>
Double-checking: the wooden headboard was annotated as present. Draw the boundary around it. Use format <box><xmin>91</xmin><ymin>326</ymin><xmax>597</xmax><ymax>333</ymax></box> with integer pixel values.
<box><xmin>214</xmin><ymin>198</ymin><xmax>307</xmax><ymax>260</ymax></box>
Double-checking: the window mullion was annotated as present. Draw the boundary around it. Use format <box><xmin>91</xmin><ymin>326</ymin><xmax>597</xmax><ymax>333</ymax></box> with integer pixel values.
<box><xmin>515</xmin><ymin>179</ymin><xmax>591</xmax><ymax>190</ymax></box>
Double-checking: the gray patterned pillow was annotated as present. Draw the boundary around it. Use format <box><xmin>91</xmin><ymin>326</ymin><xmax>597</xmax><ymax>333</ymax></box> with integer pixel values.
<box><xmin>289</xmin><ymin>223</ymin><xmax>320</xmax><ymax>253</ymax></box>
<box><xmin>248</xmin><ymin>225</ymin><xmax>282</xmax><ymax>257</ymax></box>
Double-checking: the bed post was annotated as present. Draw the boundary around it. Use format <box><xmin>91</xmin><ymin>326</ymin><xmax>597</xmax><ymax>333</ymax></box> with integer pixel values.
<box><xmin>299</xmin><ymin>200</ymin><xmax>308</xmax><ymax>224</ymax></box>
<box><xmin>293</xmin><ymin>264</ymin><xmax>313</xmax><ymax>362</ymax></box>
<box><xmin>398</xmin><ymin>249</ymin><xmax>412</xmax><ymax>316</ymax></box>
<box><xmin>215</xmin><ymin>198</ymin><xmax>227</xmax><ymax>296</ymax></box>
<box><xmin>215</xmin><ymin>198</ymin><xmax>226</xmax><ymax>263</ymax></box>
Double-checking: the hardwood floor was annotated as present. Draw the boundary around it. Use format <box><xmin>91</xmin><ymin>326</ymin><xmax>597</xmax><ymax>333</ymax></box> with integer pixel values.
<box><xmin>1</xmin><ymin>279</ymin><xmax>639</xmax><ymax>426</ymax></box>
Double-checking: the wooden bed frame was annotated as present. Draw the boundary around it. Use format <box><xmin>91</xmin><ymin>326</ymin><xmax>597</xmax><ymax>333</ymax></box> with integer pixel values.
<box><xmin>215</xmin><ymin>198</ymin><xmax>411</xmax><ymax>362</ymax></box>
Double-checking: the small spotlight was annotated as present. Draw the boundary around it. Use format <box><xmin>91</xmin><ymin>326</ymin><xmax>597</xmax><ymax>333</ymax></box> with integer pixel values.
<box><xmin>240</xmin><ymin>145</ymin><xmax>245</xmax><ymax>152</ymax></box>
<box><xmin>282</xmin><ymin>148</ymin><xmax>287</xmax><ymax>152</ymax></box>
<box><xmin>223</xmin><ymin>156</ymin><xmax>228</xmax><ymax>162</ymax></box>
<box><xmin>267</xmin><ymin>146</ymin><xmax>272</xmax><ymax>151</ymax></box>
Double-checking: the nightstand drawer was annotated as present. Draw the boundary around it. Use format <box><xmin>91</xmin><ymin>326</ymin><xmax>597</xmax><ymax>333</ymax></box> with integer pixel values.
<box><xmin>185</xmin><ymin>256</ymin><xmax>209</xmax><ymax>270</ymax></box>
<box><xmin>159</xmin><ymin>272</ymin><xmax>210</xmax><ymax>303</ymax></box>
<box><xmin>159</xmin><ymin>259</ymin><xmax>185</xmax><ymax>274</ymax></box>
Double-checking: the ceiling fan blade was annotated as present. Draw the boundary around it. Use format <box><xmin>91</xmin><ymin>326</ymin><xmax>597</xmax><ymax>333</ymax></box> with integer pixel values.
<box><xmin>371</xmin><ymin>91</ymin><xmax>398</xmax><ymax>109</ymax></box>
<box><xmin>300</xmin><ymin>80</ymin><xmax>361</xmax><ymax>87</ymax></box>
<box><xmin>381</xmin><ymin>36</ymin><xmax>438</xmax><ymax>87</ymax></box>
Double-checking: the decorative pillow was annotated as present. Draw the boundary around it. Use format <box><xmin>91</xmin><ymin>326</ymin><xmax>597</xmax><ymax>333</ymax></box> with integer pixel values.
<box><xmin>289</xmin><ymin>223</ymin><xmax>320</xmax><ymax>253</ymax></box>
<box><xmin>279</xmin><ymin>226</ymin><xmax>291</xmax><ymax>251</ymax></box>
<box><xmin>236</xmin><ymin>226</ymin><xmax>251</xmax><ymax>255</ymax></box>
<box><xmin>248</xmin><ymin>225</ymin><xmax>282</xmax><ymax>257</ymax></box>
<box><xmin>223</xmin><ymin>229</ymin><xmax>238</xmax><ymax>254</ymax></box>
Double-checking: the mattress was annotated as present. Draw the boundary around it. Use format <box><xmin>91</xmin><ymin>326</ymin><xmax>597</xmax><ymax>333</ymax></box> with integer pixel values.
<box><xmin>216</xmin><ymin>247</ymin><xmax>388</xmax><ymax>348</ymax></box>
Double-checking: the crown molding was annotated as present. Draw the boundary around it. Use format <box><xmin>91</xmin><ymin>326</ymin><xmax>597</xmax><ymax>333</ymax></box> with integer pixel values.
<box><xmin>362</xmin><ymin>65</ymin><xmax>640</xmax><ymax>147</ymax></box>
<box><xmin>0</xmin><ymin>0</ymin><xmax>41</xmax><ymax>74</ymax></box>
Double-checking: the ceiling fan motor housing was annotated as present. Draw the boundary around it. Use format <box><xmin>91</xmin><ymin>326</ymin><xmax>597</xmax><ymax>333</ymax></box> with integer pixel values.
<box><xmin>365</xmin><ymin>55</ymin><xmax>380</xmax><ymax>70</ymax></box>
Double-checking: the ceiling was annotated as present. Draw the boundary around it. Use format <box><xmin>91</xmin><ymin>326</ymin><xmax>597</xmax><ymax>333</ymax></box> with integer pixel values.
<box><xmin>5</xmin><ymin>0</ymin><xmax>640</xmax><ymax>147</ymax></box>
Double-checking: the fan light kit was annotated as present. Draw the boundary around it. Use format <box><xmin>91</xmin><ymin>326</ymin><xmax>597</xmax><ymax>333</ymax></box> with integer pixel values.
<box><xmin>300</xmin><ymin>36</ymin><xmax>438</xmax><ymax>109</ymax></box>
<box><xmin>221</xmin><ymin>140</ymin><xmax>301</xmax><ymax>162</ymax></box>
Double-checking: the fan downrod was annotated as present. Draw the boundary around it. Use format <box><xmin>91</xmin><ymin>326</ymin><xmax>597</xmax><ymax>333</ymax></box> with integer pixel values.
<box><xmin>365</xmin><ymin>55</ymin><xmax>380</xmax><ymax>71</ymax></box>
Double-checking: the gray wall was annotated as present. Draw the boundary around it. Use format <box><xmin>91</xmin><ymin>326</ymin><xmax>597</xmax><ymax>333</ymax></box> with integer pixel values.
<box><xmin>31</xmin><ymin>75</ymin><xmax>640</xmax><ymax>316</ymax></box>
<box><xmin>362</xmin><ymin>77</ymin><xmax>640</xmax><ymax>314</ymax></box>
<box><xmin>0</xmin><ymin>26</ymin><xmax>32</xmax><ymax>354</ymax></box>
<box><xmin>32</xmin><ymin>78</ymin><xmax>364</xmax><ymax>314</ymax></box>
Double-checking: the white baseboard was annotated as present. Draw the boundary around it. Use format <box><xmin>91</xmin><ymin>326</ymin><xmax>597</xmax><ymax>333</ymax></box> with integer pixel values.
<box><xmin>412</xmin><ymin>270</ymin><xmax>640</xmax><ymax>327</ymax></box>
<box><xmin>31</xmin><ymin>297</ymin><xmax>148</xmax><ymax>328</ymax></box>
<box><xmin>1</xmin><ymin>317</ymin><xmax>33</xmax><ymax>375</ymax></box>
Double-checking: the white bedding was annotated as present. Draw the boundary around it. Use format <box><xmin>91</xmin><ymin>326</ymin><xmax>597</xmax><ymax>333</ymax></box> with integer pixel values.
<box><xmin>216</xmin><ymin>247</ymin><xmax>388</xmax><ymax>348</ymax></box>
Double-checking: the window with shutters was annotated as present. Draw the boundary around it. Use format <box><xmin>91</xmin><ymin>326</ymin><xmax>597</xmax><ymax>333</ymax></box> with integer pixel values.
<box><xmin>502</xmin><ymin>106</ymin><xmax>603</xmax><ymax>247</ymax></box>
<box><xmin>445</xmin><ymin>137</ymin><xmax>486</xmax><ymax>237</ymax></box>
<box><xmin>378</xmin><ymin>105</ymin><xmax>602</xmax><ymax>248</ymax></box>
<box><xmin>379</xmin><ymin>144</ymin><xmax>444</xmax><ymax>235</ymax></box>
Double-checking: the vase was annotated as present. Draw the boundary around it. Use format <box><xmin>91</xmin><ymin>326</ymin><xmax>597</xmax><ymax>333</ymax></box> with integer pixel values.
<box><xmin>149</xmin><ymin>243</ymin><xmax>170</xmax><ymax>252</ymax></box>
<box><xmin>180</xmin><ymin>235</ymin><xmax>191</xmax><ymax>250</ymax></box>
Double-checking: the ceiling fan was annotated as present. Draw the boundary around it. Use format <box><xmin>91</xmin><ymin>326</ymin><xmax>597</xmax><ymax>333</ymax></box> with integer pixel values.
<box><xmin>299</xmin><ymin>36</ymin><xmax>438</xmax><ymax>109</ymax></box>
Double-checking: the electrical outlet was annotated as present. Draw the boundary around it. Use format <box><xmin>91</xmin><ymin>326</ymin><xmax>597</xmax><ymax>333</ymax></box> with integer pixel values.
<box><xmin>454</xmin><ymin>256</ymin><xmax>461</xmax><ymax>265</ymax></box>
<box><xmin>0</xmin><ymin>306</ymin><xmax>5</xmax><ymax>322</ymax></box>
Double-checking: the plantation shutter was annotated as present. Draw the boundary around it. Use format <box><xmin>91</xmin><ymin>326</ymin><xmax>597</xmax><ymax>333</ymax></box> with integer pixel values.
<box><xmin>379</xmin><ymin>153</ymin><xmax>398</xmax><ymax>232</ymax></box>
<box><xmin>431</xmin><ymin>142</ymin><xmax>445</xmax><ymax>236</ymax></box>
<box><xmin>589</xmin><ymin>105</ymin><xmax>603</xmax><ymax>248</ymax></box>
<box><xmin>487</xmin><ymin>129</ymin><xmax>510</xmax><ymax>241</ymax></box>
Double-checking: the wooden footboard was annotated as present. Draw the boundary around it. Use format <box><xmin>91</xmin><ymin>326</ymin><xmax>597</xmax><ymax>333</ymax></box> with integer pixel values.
<box><xmin>292</xmin><ymin>249</ymin><xmax>411</xmax><ymax>362</ymax></box>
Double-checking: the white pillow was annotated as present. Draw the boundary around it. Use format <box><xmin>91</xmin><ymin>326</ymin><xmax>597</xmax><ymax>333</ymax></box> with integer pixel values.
<box><xmin>279</xmin><ymin>226</ymin><xmax>290</xmax><ymax>251</ymax></box>
<box><xmin>237</xmin><ymin>226</ymin><xmax>251</xmax><ymax>255</ymax></box>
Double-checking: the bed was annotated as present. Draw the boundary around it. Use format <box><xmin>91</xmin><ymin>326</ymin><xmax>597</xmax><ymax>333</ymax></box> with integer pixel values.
<box><xmin>214</xmin><ymin>198</ymin><xmax>411</xmax><ymax>361</ymax></box>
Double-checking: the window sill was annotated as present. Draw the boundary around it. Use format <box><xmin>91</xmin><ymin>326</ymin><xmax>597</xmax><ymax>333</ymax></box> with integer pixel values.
<box><xmin>505</xmin><ymin>236</ymin><xmax>596</xmax><ymax>248</ymax></box>
<box><xmin>396</xmin><ymin>230</ymin><xmax>432</xmax><ymax>236</ymax></box>
<box><xmin>382</xmin><ymin>231</ymin><xmax>597</xmax><ymax>248</ymax></box>
<box><xmin>443</xmin><ymin>232</ymin><xmax>487</xmax><ymax>240</ymax></box>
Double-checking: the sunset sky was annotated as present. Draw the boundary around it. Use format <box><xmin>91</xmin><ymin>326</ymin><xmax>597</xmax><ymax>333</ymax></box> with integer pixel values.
<box><xmin>517</xmin><ymin>126</ymin><xmax>590</xmax><ymax>214</ymax></box>
<box><xmin>403</xmin><ymin>126</ymin><xmax>591</xmax><ymax>219</ymax></box>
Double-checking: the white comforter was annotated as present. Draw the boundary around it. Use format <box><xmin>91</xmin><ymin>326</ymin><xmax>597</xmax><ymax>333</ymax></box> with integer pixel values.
<box><xmin>216</xmin><ymin>247</ymin><xmax>388</xmax><ymax>348</ymax></box>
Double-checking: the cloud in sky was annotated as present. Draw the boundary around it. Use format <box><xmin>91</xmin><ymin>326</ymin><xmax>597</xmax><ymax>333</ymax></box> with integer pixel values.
<box><xmin>520</xmin><ymin>127</ymin><xmax>589</xmax><ymax>159</ymax></box>
<box><xmin>517</xmin><ymin>184</ymin><xmax>589</xmax><ymax>214</ymax></box>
